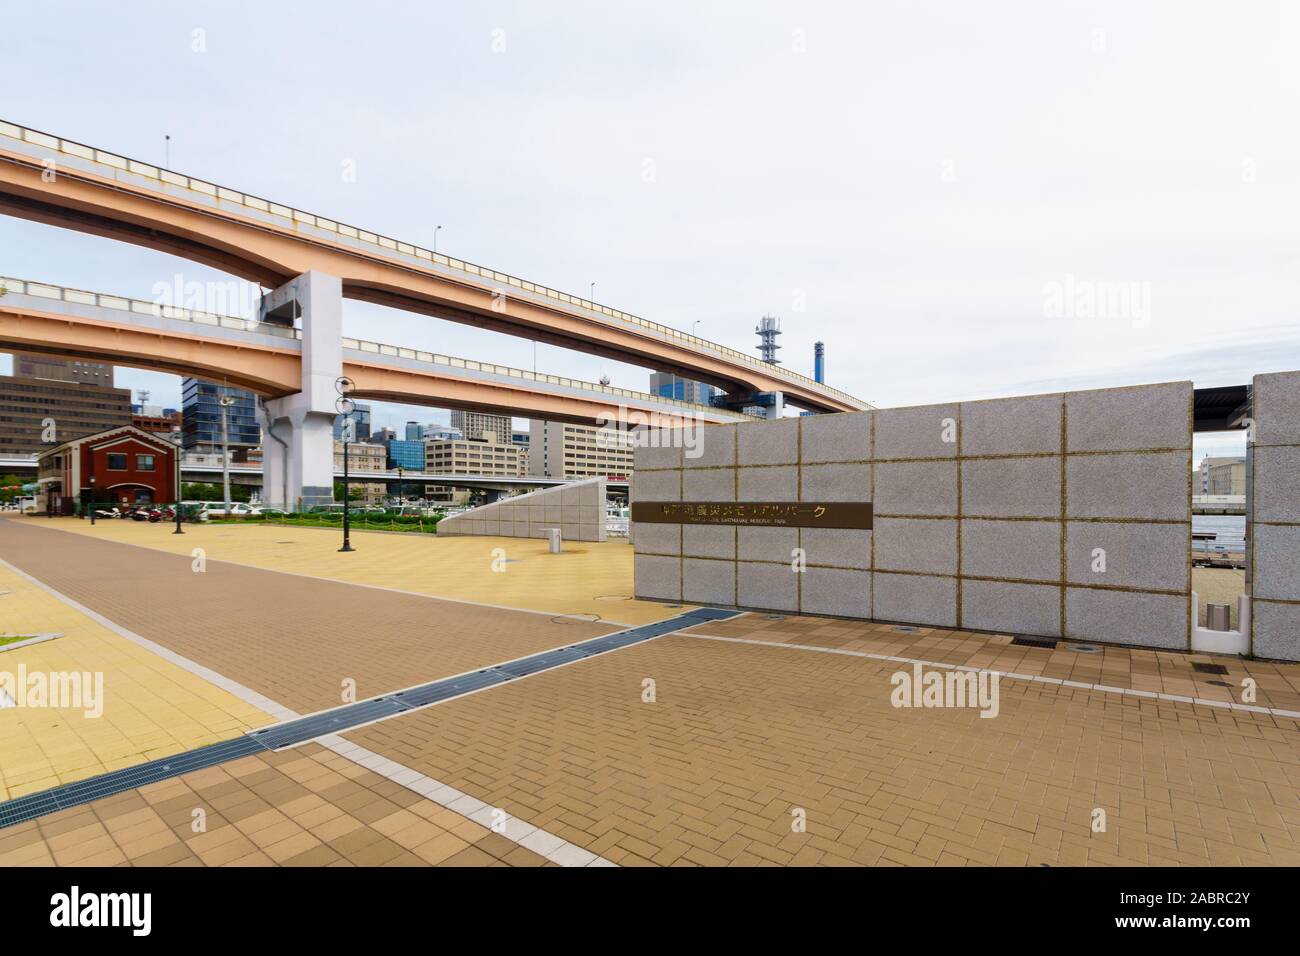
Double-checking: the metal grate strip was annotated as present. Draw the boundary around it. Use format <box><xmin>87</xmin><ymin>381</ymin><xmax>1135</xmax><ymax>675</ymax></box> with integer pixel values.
<box><xmin>0</xmin><ymin>736</ymin><xmax>268</xmax><ymax>830</ymax></box>
<box><xmin>0</xmin><ymin>606</ymin><xmax>740</xmax><ymax>830</ymax></box>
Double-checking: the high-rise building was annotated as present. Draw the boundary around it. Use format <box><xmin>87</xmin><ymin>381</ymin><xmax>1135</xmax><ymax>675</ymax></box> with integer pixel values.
<box><xmin>387</xmin><ymin>439</ymin><xmax>425</xmax><ymax>471</ymax></box>
<box><xmin>424</xmin><ymin>424</ymin><xmax>463</xmax><ymax>441</ymax></box>
<box><xmin>181</xmin><ymin>379</ymin><xmax>260</xmax><ymax>451</ymax></box>
<box><xmin>333</xmin><ymin>403</ymin><xmax>371</xmax><ymax>441</ymax></box>
<box><xmin>529</xmin><ymin>420</ymin><xmax>635</xmax><ymax>480</ymax></box>
<box><xmin>649</xmin><ymin>372</ymin><xmax>719</xmax><ymax>406</ymax></box>
<box><xmin>450</xmin><ymin>409</ymin><xmax>512</xmax><ymax>443</ymax></box>
<box><xmin>371</xmin><ymin>426</ymin><xmax>397</xmax><ymax>445</ymax></box>
<box><xmin>0</xmin><ymin>351</ymin><xmax>132</xmax><ymax>455</ymax></box>
<box><xmin>424</xmin><ymin>435</ymin><xmax>525</xmax><ymax>505</ymax></box>
<box><xmin>404</xmin><ymin>421</ymin><xmax>423</xmax><ymax>441</ymax></box>
<box><xmin>334</xmin><ymin>440</ymin><xmax>388</xmax><ymax>505</ymax></box>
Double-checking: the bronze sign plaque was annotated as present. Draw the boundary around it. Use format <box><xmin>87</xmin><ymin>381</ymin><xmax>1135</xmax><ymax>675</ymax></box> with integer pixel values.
<box><xmin>631</xmin><ymin>501</ymin><xmax>873</xmax><ymax>530</ymax></box>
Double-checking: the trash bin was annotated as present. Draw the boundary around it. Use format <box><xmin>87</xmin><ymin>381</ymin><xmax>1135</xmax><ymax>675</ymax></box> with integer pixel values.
<box><xmin>1205</xmin><ymin>603</ymin><xmax>1231</xmax><ymax>631</ymax></box>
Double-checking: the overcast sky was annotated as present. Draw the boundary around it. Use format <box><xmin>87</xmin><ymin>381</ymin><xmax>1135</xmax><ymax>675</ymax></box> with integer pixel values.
<box><xmin>3</xmin><ymin>0</ymin><xmax>1297</xmax><ymax>460</ymax></box>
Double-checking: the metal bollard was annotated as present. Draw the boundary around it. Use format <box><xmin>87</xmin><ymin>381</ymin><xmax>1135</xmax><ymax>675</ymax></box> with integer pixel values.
<box><xmin>1205</xmin><ymin>603</ymin><xmax>1231</xmax><ymax>631</ymax></box>
<box><xmin>546</xmin><ymin>527</ymin><xmax>562</xmax><ymax>554</ymax></box>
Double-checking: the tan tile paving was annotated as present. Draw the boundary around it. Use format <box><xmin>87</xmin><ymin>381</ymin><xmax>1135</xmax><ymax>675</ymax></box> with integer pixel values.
<box><xmin>0</xmin><ymin>561</ymin><xmax>272</xmax><ymax>800</ymax></box>
<box><xmin>0</xmin><ymin>743</ymin><xmax>551</xmax><ymax>867</ymax></box>
<box><xmin>0</xmin><ymin>517</ymin><xmax>615</xmax><ymax>714</ymax></box>
<box><xmin>40</xmin><ymin>514</ymin><xmax>676</xmax><ymax>625</ymax></box>
<box><xmin>345</xmin><ymin>630</ymin><xmax>1300</xmax><ymax>866</ymax></box>
<box><xmin>681</xmin><ymin>613</ymin><xmax>1300</xmax><ymax>713</ymax></box>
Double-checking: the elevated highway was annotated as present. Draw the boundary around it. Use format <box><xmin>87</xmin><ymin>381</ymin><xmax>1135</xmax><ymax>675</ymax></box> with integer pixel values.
<box><xmin>0</xmin><ymin>277</ymin><xmax>745</xmax><ymax>427</ymax></box>
<box><xmin>0</xmin><ymin>119</ymin><xmax>868</xmax><ymax>414</ymax></box>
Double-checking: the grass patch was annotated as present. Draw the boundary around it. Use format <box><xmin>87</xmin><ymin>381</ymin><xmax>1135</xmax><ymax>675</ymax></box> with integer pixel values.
<box><xmin>208</xmin><ymin>513</ymin><xmax>441</xmax><ymax>534</ymax></box>
<box><xmin>0</xmin><ymin>634</ymin><xmax>37</xmax><ymax>647</ymax></box>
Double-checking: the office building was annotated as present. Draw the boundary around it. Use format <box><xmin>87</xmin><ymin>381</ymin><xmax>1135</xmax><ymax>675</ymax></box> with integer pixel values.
<box><xmin>387</xmin><ymin>439</ymin><xmax>425</xmax><ymax>471</ymax></box>
<box><xmin>0</xmin><ymin>351</ymin><xmax>131</xmax><ymax>455</ymax></box>
<box><xmin>424</xmin><ymin>435</ymin><xmax>525</xmax><ymax>505</ymax></box>
<box><xmin>181</xmin><ymin>379</ymin><xmax>260</xmax><ymax>452</ymax></box>
<box><xmin>334</xmin><ymin>440</ymin><xmax>388</xmax><ymax>505</ymax></box>
<box><xmin>1199</xmin><ymin>456</ymin><xmax>1247</xmax><ymax>496</ymax></box>
<box><xmin>649</xmin><ymin>371</ymin><xmax>718</xmax><ymax>405</ymax></box>
<box><xmin>424</xmin><ymin>424</ymin><xmax>463</xmax><ymax>442</ymax></box>
<box><xmin>529</xmin><ymin>420</ymin><xmax>635</xmax><ymax>480</ymax></box>
<box><xmin>450</xmin><ymin>409</ymin><xmax>512</xmax><ymax>443</ymax></box>
<box><xmin>404</xmin><ymin>421</ymin><xmax>423</xmax><ymax>441</ymax></box>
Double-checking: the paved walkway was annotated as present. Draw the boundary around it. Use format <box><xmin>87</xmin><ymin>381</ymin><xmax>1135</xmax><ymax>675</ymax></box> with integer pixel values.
<box><xmin>681</xmin><ymin>614</ymin><xmax>1300</xmax><ymax>713</ymax></box>
<box><xmin>0</xmin><ymin>559</ymin><xmax>272</xmax><ymax>801</ymax></box>
<box><xmin>0</xmin><ymin>519</ymin><xmax>616</xmax><ymax>714</ymax></box>
<box><xmin>42</xmin><ymin>515</ymin><xmax>673</xmax><ymax>625</ymax></box>
<box><xmin>346</xmin><ymin>631</ymin><xmax>1300</xmax><ymax>866</ymax></box>
<box><xmin>3</xmin><ymin>516</ymin><xmax>1297</xmax><ymax>867</ymax></box>
<box><xmin>0</xmin><ymin>743</ymin><xmax>551</xmax><ymax>866</ymax></box>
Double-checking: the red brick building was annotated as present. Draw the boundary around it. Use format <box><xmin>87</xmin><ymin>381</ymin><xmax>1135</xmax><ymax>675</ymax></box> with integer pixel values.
<box><xmin>36</xmin><ymin>425</ymin><xmax>178</xmax><ymax>509</ymax></box>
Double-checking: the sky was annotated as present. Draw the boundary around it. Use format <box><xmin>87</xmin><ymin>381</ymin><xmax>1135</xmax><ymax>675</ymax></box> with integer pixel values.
<box><xmin>3</xmin><ymin>0</ymin><xmax>1297</xmax><ymax>463</ymax></box>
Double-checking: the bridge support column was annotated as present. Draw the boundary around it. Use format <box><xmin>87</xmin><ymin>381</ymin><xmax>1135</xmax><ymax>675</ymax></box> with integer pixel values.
<box><xmin>259</xmin><ymin>272</ymin><xmax>343</xmax><ymax>511</ymax></box>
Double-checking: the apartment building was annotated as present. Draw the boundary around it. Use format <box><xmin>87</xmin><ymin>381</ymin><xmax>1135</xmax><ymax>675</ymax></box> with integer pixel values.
<box><xmin>528</xmin><ymin>420</ymin><xmax>635</xmax><ymax>479</ymax></box>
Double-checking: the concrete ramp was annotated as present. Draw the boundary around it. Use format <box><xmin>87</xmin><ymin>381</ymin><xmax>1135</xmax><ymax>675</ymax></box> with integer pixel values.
<box><xmin>438</xmin><ymin>477</ymin><xmax>607</xmax><ymax>542</ymax></box>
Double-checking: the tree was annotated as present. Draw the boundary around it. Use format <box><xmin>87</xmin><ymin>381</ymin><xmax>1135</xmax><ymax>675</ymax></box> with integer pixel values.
<box><xmin>332</xmin><ymin>481</ymin><xmax>363</xmax><ymax>501</ymax></box>
<box><xmin>182</xmin><ymin>481</ymin><xmax>251</xmax><ymax>502</ymax></box>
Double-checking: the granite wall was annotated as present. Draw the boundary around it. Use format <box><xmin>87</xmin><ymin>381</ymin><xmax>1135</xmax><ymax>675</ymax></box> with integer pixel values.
<box><xmin>437</xmin><ymin>477</ymin><xmax>606</xmax><ymax>542</ymax></box>
<box><xmin>1249</xmin><ymin>370</ymin><xmax>1300</xmax><ymax>660</ymax></box>
<box><xmin>633</xmin><ymin>382</ymin><xmax>1194</xmax><ymax>649</ymax></box>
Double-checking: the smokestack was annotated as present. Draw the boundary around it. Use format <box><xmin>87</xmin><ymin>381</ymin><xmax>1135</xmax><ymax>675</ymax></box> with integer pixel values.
<box><xmin>814</xmin><ymin>341</ymin><xmax>824</xmax><ymax>383</ymax></box>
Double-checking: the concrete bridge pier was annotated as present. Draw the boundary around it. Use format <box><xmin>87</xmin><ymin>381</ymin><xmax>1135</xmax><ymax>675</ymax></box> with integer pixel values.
<box><xmin>259</xmin><ymin>271</ymin><xmax>343</xmax><ymax>511</ymax></box>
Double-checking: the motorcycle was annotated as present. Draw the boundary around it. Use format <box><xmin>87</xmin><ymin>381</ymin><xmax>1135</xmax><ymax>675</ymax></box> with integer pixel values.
<box><xmin>92</xmin><ymin>506</ymin><xmax>121</xmax><ymax>519</ymax></box>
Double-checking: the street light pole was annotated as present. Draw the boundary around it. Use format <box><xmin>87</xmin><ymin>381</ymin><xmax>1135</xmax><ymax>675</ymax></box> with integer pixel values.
<box><xmin>172</xmin><ymin>425</ymin><xmax>184</xmax><ymax>535</ymax></box>
<box><xmin>218</xmin><ymin>390</ymin><xmax>235</xmax><ymax>514</ymax></box>
<box><xmin>89</xmin><ymin>474</ymin><xmax>96</xmax><ymax>525</ymax></box>
<box><xmin>397</xmin><ymin>464</ymin><xmax>404</xmax><ymax>509</ymax></box>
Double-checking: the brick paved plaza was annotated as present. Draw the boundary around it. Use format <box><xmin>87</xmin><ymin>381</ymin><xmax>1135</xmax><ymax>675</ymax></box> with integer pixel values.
<box><xmin>1</xmin><ymin>516</ymin><xmax>1296</xmax><ymax>867</ymax></box>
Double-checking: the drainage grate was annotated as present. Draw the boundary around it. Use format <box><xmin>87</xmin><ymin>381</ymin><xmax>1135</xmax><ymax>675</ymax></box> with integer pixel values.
<box><xmin>1191</xmin><ymin>662</ymin><xmax>1229</xmax><ymax>675</ymax></box>
<box><xmin>0</xmin><ymin>736</ymin><xmax>267</xmax><ymax>831</ymax></box>
<box><xmin>1067</xmin><ymin>644</ymin><xmax>1102</xmax><ymax>654</ymax></box>
<box><xmin>1207</xmin><ymin>680</ymin><xmax>1230</xmax><ymax>687</ymax></box>
<box><xmin>0</xmin><ymin>606</ymin><xmax>740</xmax><ymax>831</ymax></box>
<box><xmin>1011</xmin><ymin>635</ymin><xmax>1058</xmax><ymax>649</ymax></box>
<box><xmin>892</xmin><ymin>625</ymin><xmax>919</xmax><ymax>633</ymax></box>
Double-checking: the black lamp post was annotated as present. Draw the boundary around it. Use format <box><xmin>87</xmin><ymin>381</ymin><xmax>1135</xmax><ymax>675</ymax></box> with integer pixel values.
<box><xmin>397</xmin><ymin>464</ymin><xmax>404</xmax><ymax>510</ymax></box>
<box><xmin>172</xmin><ymin>425</ymin><xmax>184</xmax><ymax>534</ymax></box>
<box><xmin>89</xmin><ymin>474</ymin><xmax>96</xmax><ymax>525</ymax></box>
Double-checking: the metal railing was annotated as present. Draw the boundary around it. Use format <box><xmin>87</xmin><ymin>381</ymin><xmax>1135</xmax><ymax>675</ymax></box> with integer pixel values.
<box><xmin>0</xmin><ymin>275</ymin><xmax>296</xmax><ymax>338</ymax></box>
<box><xmin>0</xmin><ymin>277</ymin><xmax>750</xmax><ymax>419</ymax></box>
<box><xmin>0</xmin><ymin>119</ymin><xmax>867</xmax><ymax>410</ymax></box>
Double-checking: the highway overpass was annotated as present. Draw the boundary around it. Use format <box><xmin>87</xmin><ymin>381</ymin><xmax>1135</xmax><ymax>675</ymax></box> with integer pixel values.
<box><xmin>0</xmin><ymin>119</ymin><xmax>868</xmax><ymax>414</ymax></box>
<box><xmin>0</xmin><ymin>277</ymin><xmax>747</xmax><ymax>428</ymax></box>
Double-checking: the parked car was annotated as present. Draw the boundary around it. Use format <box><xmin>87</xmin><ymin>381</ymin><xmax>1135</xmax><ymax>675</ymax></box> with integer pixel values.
<box><xmin>197</xmin><ymin>502</ymin><xmax>255</xmax><ymax>519</ymax></box>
